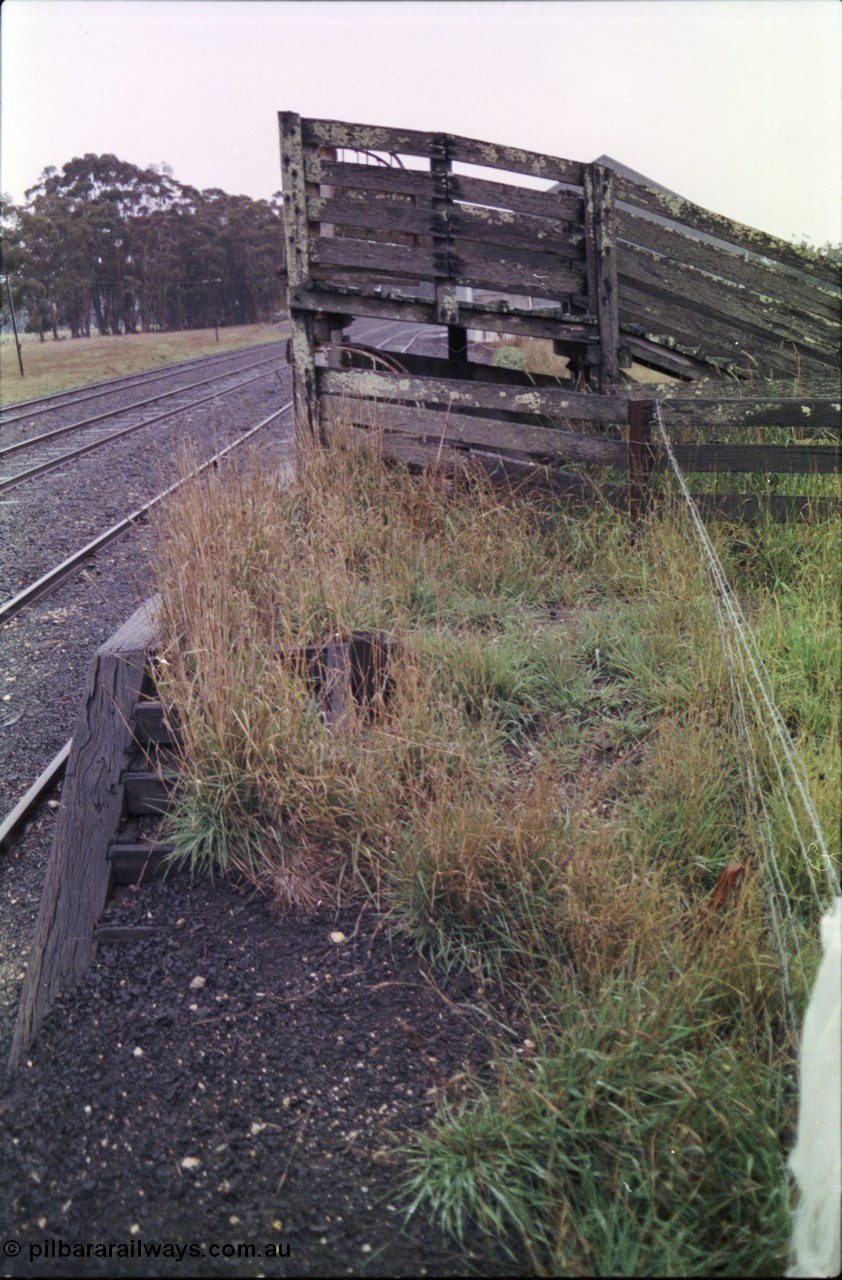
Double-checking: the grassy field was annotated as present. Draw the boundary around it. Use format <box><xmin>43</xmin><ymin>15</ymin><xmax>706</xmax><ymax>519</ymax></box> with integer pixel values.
<box><xmin>151</xmin><ymin>414</ymin><xmax>838</xmax><ymax>1274</ymax></box>
<box><xmin>0</xmin><ymin>323</ymin><xmax>288</xmax><ymax>406</ymax></box>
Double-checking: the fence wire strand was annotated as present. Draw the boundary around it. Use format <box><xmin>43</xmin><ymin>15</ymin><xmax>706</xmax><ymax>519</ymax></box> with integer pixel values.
<box><xmin>651</xmin><ymin>399</ymin><xmax>840</xmax><ymax>1027</ymax></box>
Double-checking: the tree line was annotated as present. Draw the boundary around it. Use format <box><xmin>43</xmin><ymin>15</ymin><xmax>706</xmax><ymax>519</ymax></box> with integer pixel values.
<box><xmin>1</xmin><ymin>155</ymin><xmax>286</xmax><ymax>338</ymax></box>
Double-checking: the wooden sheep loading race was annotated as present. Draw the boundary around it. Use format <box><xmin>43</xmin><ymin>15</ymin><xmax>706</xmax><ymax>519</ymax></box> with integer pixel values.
<box><xmin>280</xmin><ymin>112</ymin><xmax>840</xmax><ymax>519</ymax></box>
<box><xmin>8</xmin><ymin>115</ymin><xmax>840</xmax><ymax>1073</ymax></box>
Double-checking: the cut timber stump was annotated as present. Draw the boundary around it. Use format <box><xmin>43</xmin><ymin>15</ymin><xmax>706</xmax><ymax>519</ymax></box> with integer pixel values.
<box><xmin>8</xmin><ymin>597</ymin><xmax>162</xmax><ymax>1072</ymax></box>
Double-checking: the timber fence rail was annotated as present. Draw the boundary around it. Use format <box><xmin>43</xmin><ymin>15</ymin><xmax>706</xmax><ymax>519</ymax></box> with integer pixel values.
<box><xmin>279</xmin><ymin>112</ymin><xmax>840</xmax><ymax>520</ymax></box>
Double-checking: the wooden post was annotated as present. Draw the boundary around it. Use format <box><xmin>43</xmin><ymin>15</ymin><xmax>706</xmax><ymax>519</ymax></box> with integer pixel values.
<box><xmin>627</xmin><ymin>399</ymin><xmax>654</xmax><ymax>524</ymax></box>
<box><xmin>584</xmin><ymin>163</ymin><xmax>621</xmax><ymax>391</ymax></box>
<box><xmin>279</xmin><ymin>111</ymin><xmax>320</xmax><ymax>442</ymax></box>
<box><xmin>5</xmin><ymin>275</ymin><xmax>25</xmax><ymax>378</ymax></box>
<box><xmin>9</xmin><ymin>599</ymin><xmax>161</xmax><ymax>1072</ymax></box>
<box><xmin>430</xmin><ymin>135</ymin><xmax>468</xmax><ymax>365</ymax></box>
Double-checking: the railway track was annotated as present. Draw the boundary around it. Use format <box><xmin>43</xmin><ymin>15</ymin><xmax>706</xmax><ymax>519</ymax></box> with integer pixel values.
<box><xmin>0</xmin><ymin>338</ymin><xmax>282</xmax><ymax>422</ymax></box>
<box><xmin>0</xmin><ymin>320</ymin><xmax>442</xmax><ymax>870</ymax></box>
<box><xmin>1</xmin><ymin>341</ymin><xmax>291</xmax><ymax>839</ymax></box>
<box><xmin>0</xmin><ymin>349</ymin><xmax>281</xmax><ymax>491</ymax></box>
<box><xmin>0</xmin><ymin>318</ymin><xmax>454</xmax><ymax>1067</ymax></box>
<box><xmin>0</xmin><ymin>400</ymin><xmax>292</xmax><ymax>852</ymax></box>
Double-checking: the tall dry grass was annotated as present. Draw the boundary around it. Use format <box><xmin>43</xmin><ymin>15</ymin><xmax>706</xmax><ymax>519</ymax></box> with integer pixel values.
<box><xmin>151</xmin><ymin>411</ymin><xmax>839</xmax><ymax>1275</ymax></box>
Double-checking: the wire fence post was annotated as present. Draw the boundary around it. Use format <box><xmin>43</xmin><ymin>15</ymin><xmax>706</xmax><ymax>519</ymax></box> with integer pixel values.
<box><xmin>627</xmin><ymin>398</ymin><xmax>654</xmax><ymax>525</ymax></box>
<box><xmin>5</xmin><ymin>276</ymin><xmax>25</xmax><ymax>378</ymax></box>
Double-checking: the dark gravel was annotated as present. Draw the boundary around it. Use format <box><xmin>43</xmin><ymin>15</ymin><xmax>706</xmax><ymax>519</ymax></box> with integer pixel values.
<box><xmin>0</xmin><ymin>330</ymin><xmax>523</xmax><ymax>1276</ymax></box>
<box><xmin>0</xmin><ymin>876</ymin><xmax>520</xmax><ymax>1276</ymax></box>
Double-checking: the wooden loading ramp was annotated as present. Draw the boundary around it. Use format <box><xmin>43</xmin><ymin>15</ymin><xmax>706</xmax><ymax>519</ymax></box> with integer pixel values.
<box><xmin>278</xmin><ymin>113</ymin><xmax>840</xmax><ymax>523</ymax></box>
<box><xmin>8</xmin><ymin>599</ymin><xmax>170</xmax><ymax>1071</ymax></box>
<box><xmin>8</xmin><ymin>600</ymin><xmax>402</xmax><ymax>1071</ymax></box>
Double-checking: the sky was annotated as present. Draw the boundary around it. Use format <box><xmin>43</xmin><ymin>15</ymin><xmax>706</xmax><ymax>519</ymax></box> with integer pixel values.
<box><xmin>1</xmin><ymin>0</ymin><xmax>841</xmax><ymax>247</ymax></box>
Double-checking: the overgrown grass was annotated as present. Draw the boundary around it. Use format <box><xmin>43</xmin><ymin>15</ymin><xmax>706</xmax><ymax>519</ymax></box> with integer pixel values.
<box><xmin>0</xmin><ymin>321</ymin><xmax>286</xmax><ymax>405</ymax></box>
<box><xmin>152</xmin><ymin>414</ymin><xmax>839</xmax><ymax>1275</ymax></box>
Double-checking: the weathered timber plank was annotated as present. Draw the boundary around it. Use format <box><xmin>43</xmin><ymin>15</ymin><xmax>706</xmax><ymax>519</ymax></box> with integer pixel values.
<box><xmin>290</xmin><ymin>278</ymin><xmax>596</xmax><ymax>335</ymax></box>
<box><xmin>308</xmin><ymin>195</ymin><xmax>586</xmax><ymax>260</ymax></box>
<box><xmin>619</xmin><ymin>284</ymin><xmax>804</xmax><ymax>377</ymax></box>
<box><xmin>318</xmin><ymin>367</ymin><xmax>629</xmax><ymax>424</ymax></box>
<box><xmin>107</xmin><ymin>844</ymin><xmax>176</xmax><ymax>884</ymax></box>
<box><xmin>448</xmin><ymin>173</ymin><xmax>583</xmax><ymax>223</ymax></box>
<box><xmin>342</xmin><ymin>417</ymin><xmax>839</xmax><ymax>520</ymax></box>
<box><xmin>337</xmin><ymin>415</ymin><xmax>838</xmax><ymax>518</ymax></box>
<box><xmin>302</xmin><ymin>117</ymin><xmax>444</xmax><ymax>160</ymax></box>
<box><xmin>311</xmin><ymin>236</ymin><xmax>436</xmax><ymax>279</ymax></box>
<box><xmin>690</xmin><ymin>492</ymin><xmax>841</xmax><ymax>522</ymax></box>
<box><xmin>620</xmin><ymin>242</ymin><xmax>838</xmax><ymax>355</ymax></box>
<box><xmin>585</xmin><ymin>163</ymin><xmax>621</xmax><ymax>388</ymax></box>
<box><xmin>609</xmin><ymin>485</ymin><xmax>839</xmax><ymax>522</ymax></box>
<box><xmin>449</xmin><ymin>262</ymin><xmax>581</xmax><ymax>302</ymax></box>
<box><xmin>311</xmin><ymin>234</ymin><xmax>587</xmax><ymax>299</ymax></box>
<box><xmin>131</xmin><ymin>700</ymin><xmax>180</xmax><ymax>745</ymax></box>
<box><xmin>449</xmin><ymin>238</ymin><xmax>587</xmax><ymax>287</ymax></box>
<box><xmin>304</xmin><ymin>157</ymin><xmax>435</xmax><ymax>200</ymax></box>
<box><xmin>301</xmin><ymin>117</ymin><xmax>585</xmax><ymax>184</ymax></box>
<box><xmin>621</xmin><ymin>290</ymin><xmax>837</xmax><ymax>384</ymax></box>
<box><xmin>122</xmin><ymin>771</ymin><xmax>177</xmax><ymax>816</ymax></box>
<box><xmin>336</xmin><ymin>224</ymin><xmax>434</xmax><ymax>252</ymax></box>
<box><xmin>308</xmin><ymin>195</ymin><xmax>445</xmax><ymax>238</ymax></box>
<box><xmin>9</xmin><ymin>598</ymin><xmax>161</xmax><ymax>1071</ymax></box>
<box><xmin>615</xmin><ymin>175</ymin><xmax>840</xmax><ymax>285</ymax></box>
<box><xmin>658</xmin><ymin>398</ymin><xmax>842</xmax><ymax>433</ymax></box>
<box><xmin>448</xmin><ymin>205</ymin><xmax>585</xmax><ymax>259</ymax></box>
<box><xmin>620</xmin><ymin>315</ymin><xmax>745</xmax><ymax>374</ymax></box>
<box><xmin>656</xmin><ymin>442</ymin><xmax>840</xmax><ymax>473</ymax></box>
<box><xmin>375</xmin><ymin>431</ymin><xmax>629</xmax><ymax>505</ymax></box>
<box><xmin>456</xmin><ymin>307</ymin><xmax>595</xmax><ymax>341</ymax></box>
<box><xmin>617</xmin><ymin>209</ymin><xmax>841</xmax><ymax>324</ymax></box>
<box><xmin>335</xmin><ymin>401</ymin><xmax>626</xmax><ymax>465</ymax></box>
<box><xmin>288</xmin><ymin>284</ymin><xmax>436</xmax><ymax>325</ymax></box>
<box><xmin>621</xmin><ymin>335</ymin><xmax>708</xmax><ymax>380</ymax></box>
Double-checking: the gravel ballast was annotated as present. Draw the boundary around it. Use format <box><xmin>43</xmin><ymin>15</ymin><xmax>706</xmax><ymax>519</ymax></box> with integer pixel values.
<box><xmin>1</xmin><ymin>334</ymin><xmax>521</xmax><ymax>1275</ymax></box>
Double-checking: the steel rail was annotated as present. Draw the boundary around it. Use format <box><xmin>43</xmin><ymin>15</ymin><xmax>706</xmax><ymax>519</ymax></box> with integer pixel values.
<box><xmin>0</xmin><ymin>367</ymin><xmax>277</xmax><ymax>495</ymax></box>
<box><xmin>0</xmin><ymin>741</ymin><xmax>72</xmax><ymax>854</ymax></box>
<box><xmin>0</xmin><ymin>352</ymin><xmax>279</xmax><ymax>458</ymax></box>
<box><xmin>0</xmin><ymin>322</ymin><xmax>418</xmax><ymax>852</ymax></box>
<box><xmin>0</xmin><ymin>401</ymin><xmax>293</xmax><ymax>852</ymax></box>
<box><xmin>0</xmin><ymin>337</ymin><xmax>287</xmax><ymax>421</ymax></box>
<box><xmin>0</xmin><ymin>400</ymin><xmax>293</xmax><ymax>627</ymax></box>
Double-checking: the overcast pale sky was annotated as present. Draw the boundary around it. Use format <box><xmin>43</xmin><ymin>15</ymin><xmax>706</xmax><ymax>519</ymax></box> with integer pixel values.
<box><xmin>2</xmin><ymin>0</ymin><xmax>840</xmax><ymax>246</ymax></box>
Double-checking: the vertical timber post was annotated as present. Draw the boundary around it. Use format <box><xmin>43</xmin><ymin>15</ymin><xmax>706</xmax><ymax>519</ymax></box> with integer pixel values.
<box><xmin>308</xmin><ymin>144</ymin><xmax>346</xmax><ymax>375</ymax></box>
<box><xmin>584</xmin><ymin>163</ymin><xmax>621</xmax><ymax>392</ymax></box>
<box><xmin>627</xmin><ymin>398</ymin><xmax>654</xmax><ymax>525</ymax></box>
<box><xmin>430</xmin><ymin>136</ymin><xmax>468</xmax><ymax>366</ymax></box>
<box><xmin>279</xmin><ymin>111</ymin><xmax>321</xmax><ymax>443</ymax></box>
<box><xmin>9</xmin><ymin>600</ymin><xmax>160</xmax><ymax>1071</ymax></box>
<box><xmin>5</xmin><ymin>276</ymin><xmax>25</xmax><ymax>378</ymax></box>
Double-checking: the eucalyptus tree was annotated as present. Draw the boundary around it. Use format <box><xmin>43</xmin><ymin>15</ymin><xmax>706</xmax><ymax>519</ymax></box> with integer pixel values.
<box><xmin>9</xmin><ymin>155</ymin><xmax>284</xmax><ymax>335</ymax></box>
